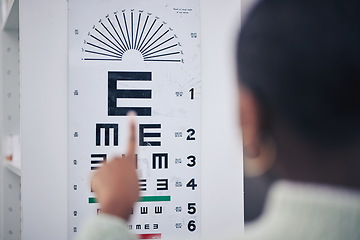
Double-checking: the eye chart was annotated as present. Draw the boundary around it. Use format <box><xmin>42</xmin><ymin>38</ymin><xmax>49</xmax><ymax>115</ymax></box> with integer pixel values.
<box><xmin>68</xmin><ymin>0</ymin><xmax>201</xmax><ymax>239</ymax></box>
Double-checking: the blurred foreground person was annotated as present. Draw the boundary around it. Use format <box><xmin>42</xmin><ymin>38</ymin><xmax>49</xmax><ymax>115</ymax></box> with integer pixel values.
<box><xmin>77</xmin><ymin>0</ymin><xmax>360</xmax><ymax>239</ymax></box>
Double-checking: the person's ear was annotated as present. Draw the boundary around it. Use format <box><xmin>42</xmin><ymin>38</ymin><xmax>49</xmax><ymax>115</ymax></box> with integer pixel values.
<box><xmin>239</xmin><ymin>86</ymin><xmax>277</xmax><ymax>176</ymax></box>
<box><xmin>239</xmin><ymin>87</ymin><xmax>261</xmax><ymax>158</ymax></box>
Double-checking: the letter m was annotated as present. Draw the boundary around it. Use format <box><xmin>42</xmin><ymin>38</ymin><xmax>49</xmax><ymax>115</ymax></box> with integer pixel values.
<box><xmin>96</xmin><ymin>123</ymin><xmax>119</xmax><ymax>146</ymax></box>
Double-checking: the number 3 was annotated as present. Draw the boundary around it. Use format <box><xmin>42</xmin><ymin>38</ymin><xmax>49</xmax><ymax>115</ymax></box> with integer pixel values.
<box><xmin>187</xmin><ymin>155</ymin><xmax>196</xmax><ymax>167</ymax></box>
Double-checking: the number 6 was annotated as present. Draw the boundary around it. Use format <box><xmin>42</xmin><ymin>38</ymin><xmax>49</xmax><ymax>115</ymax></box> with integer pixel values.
<box><xmin>188</xmin><ymin>220</ymin><xmax>196</xmax><ymax>232</ymax></box>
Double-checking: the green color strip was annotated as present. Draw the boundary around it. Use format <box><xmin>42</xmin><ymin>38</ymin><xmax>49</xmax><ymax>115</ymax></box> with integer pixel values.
<box><xmin>139</xmin><ymin>196</ymin><xmax>171</xmax><ymax>202</ymax></box>
<box><xmin>89</xmin><ymin>195</ymin><xmax>171</xmax><ymax>204</ymax></box>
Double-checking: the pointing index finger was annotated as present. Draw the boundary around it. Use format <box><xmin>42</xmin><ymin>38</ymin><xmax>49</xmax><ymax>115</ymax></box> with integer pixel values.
<box><xmin>127</xmin><ymin>112</ymin><xmax>137</xmax><ymax>157</ymax></box>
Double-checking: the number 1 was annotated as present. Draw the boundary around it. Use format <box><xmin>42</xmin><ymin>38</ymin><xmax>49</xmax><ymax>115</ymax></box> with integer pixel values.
<box><xmin>189</xmin><ymin>88</ymin><xmax>194</xmax><ymax>100</ymax></box>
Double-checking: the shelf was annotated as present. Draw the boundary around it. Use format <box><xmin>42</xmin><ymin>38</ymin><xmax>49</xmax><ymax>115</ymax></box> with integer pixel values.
<box><xmin>2</xmin><ymin>0</ymin><xmax>18</xmax><ymax>30</ymax></box>
<box><xmin>3</xmin><ymin>160</ymin><xmax>21</xmax><ymax>176</ymax></box>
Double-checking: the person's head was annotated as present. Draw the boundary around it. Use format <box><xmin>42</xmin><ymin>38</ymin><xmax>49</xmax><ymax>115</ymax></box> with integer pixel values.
<box><xmin>237</xmin><ymin>0</ymin><xmax>360</xmax><ymax>187</ymax></box>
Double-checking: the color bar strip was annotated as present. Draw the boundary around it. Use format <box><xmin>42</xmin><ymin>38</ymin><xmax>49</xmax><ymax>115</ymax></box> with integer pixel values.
<box><xmin>139</xmin><ymin>196</ymin><xmax>171</xmax><ymax>202</ymax></box>
<box><xmin>89</xmin><ymin>196</ymin><xmax>171</xmax><ymax>204</ymax></box>
<box><xmin>137</xmin><ymin>233</ymin><xmax>161</xmax><ymax>239</ymax></box>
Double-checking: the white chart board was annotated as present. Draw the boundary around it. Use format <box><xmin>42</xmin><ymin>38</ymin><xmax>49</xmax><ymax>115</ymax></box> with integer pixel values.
<box><xmin>69</xmin><ymin>0</ymin><xmax>201</xmax><ymax>239</ymax></box>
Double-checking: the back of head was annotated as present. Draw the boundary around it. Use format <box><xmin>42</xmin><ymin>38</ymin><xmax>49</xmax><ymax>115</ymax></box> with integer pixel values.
<box><xmin>238</xmin><ymin>0</ymin><xmax>360</xmax><ymax>145</ymax></box>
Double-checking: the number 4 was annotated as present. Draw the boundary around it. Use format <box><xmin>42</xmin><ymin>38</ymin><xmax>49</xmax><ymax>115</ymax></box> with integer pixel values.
<box><xmin>186</xmin><ymin>178</ymin><xmax>198</xmax><ymax>190</ymax></box>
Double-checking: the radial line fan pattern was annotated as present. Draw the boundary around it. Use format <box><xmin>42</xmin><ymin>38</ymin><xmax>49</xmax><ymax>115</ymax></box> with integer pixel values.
<box><xmin>84</xmin><ymin>10</ymin><xmax>182</xmax><ymax>62</ymax></box>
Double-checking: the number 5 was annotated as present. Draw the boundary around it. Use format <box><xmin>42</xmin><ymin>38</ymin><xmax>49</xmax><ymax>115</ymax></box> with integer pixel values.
<box><xmin>188</xmin><ymin>203</ymin><xmax>196</xmax><ymax>214</ymax></box>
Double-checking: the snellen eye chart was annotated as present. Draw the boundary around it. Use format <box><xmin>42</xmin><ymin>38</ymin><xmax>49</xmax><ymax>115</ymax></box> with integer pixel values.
<box><xmin>69</xmin><ymin>0</ymin><xmax>201</xmax><ymax>239</ymax></box>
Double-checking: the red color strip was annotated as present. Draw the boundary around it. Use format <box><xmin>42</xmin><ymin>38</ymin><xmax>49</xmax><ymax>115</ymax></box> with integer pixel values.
<box><xmin>137</xmin><ymin>233</ymin><xmax>161</xmax><ymax>239</ymax></box>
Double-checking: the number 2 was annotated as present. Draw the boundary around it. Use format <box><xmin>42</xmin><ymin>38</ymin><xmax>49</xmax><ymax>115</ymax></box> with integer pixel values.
<box><xmin>187</xmin><ymin>129</ymin><xmax>196</xmax><ymax>141</ymax></box>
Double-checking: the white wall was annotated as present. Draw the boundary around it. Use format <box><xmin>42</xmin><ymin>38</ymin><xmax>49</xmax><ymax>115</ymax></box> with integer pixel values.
<box><xmin>200</xmin><ymin>0</ymin><xmax>243</xmax><ymax>238</ymax></box>
<box><xmin>20</xmin><ymin>0</ymin><xmax>68</xmax><ymax>239</ymax></box>
<box><xmin>0</xmin><ymin>19</ymin><xmax>3</xmax><ymax>240</ymax></box>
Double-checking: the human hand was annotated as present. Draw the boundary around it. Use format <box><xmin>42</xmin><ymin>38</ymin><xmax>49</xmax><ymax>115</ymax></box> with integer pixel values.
<box><xmin>91</xmin><ymin>116</ymin><xmax>139</xmax><ymax>220</ymax></box>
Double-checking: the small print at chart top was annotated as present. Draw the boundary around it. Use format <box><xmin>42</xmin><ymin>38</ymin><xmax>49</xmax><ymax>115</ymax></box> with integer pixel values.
<box><xmin>68</xmin><ymin>0</ymin><xmax>202</xmax><ymax>239</ymax></box>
